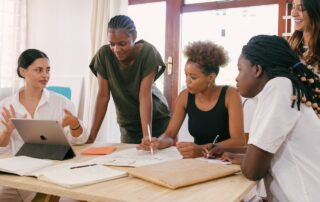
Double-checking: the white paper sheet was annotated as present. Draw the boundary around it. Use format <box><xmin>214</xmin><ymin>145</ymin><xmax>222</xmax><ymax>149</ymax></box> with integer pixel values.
<box><xmin>197</xmin><ymin>157</ymin><xmax>231</xmax><ymax>165</ymax></box>
<box><xmin>0</xmin><ymin>156</ymin><xmax>53</xmax><ymax>176</ymax></box>
<box><xmin>90</xmin><ymin>147</ymin><xmax>183</xmax><ymax>167</ymax></box>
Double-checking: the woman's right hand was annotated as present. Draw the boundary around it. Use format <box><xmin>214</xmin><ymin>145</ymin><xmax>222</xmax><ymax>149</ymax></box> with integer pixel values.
<box><xmin>220</xmin><ymin>152</ymin><xmax>244</xmax><ymax>165</ymax></box>
<box><xmin>203</xmin><ymin>145</ymin><xmax>224</xmax><ymax>159</ymax></box>
<box><xmin>1</xmin><ymin>105</ymin><xmax>17</xmax><ymax>134</ymax></box>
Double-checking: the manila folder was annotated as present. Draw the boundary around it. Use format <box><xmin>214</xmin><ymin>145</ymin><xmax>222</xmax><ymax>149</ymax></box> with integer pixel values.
<box><xmin>128</xmin><ymin>159</ymin><xmax>240</xmax><ymax>189</ymax></box>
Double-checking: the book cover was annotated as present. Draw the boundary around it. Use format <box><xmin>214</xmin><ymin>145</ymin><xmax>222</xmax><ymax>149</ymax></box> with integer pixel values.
<box><xmin>80</xmin><ymin>146</ymin><xmax>116</xmax><ymax>155</ymax></box>
<box><xmin>128</xmin><ymin>159</ymin><xmax>240</xmax><ymax>189</ymax></box>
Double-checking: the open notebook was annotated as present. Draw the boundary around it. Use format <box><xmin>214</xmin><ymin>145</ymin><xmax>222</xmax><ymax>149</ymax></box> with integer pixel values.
<box><xmin>0</xmin><ymin>156</ymin><xmax>127</xmax><ymax>188</ymax></box>
<box><xmin>128</xmin><ymin>159</ymin><xmax>240</xmax><ymax>189</ymax></box>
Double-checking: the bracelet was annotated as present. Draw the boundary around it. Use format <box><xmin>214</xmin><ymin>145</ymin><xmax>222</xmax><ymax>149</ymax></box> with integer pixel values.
<box><xmin>70</xmin><ymin>122</ymin><xmax>81</xmax><ymax>130</ymax></box>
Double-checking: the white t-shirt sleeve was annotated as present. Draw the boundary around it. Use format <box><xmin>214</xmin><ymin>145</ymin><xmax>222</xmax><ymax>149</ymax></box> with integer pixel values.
<box><xmin>248</xmin><ymin>78</ymin><xmax>300</xmax><ymax>154</ymax></box>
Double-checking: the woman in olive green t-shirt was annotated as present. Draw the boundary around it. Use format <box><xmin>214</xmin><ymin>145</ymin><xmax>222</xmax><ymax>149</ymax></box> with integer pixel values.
<box><xmin>87</xmin><ymin>15</ymin><xmax>170</xmax><ymax>144</ymax></box>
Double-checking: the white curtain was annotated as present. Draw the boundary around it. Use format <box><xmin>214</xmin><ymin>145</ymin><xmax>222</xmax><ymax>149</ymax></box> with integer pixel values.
<box><xmin>84</xmin><ymin>0</ymin><xmax>128</xmax><ymax>144</ymax></box>
<box><xmin>0</xmin><ymin>0</ymin><xmax>27</xmax><ymax>90</ymax></box>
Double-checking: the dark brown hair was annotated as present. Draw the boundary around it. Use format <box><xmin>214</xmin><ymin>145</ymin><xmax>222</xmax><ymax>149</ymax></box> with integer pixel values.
<box><xmin>17</xmin><ymin>49</ymin><xmax>49</xmax><ymax>78</ymax></box>
<box><xmin>288</xmin><ymin>0</ymin><xmax>320</xmax><ymax>66</ymax></box>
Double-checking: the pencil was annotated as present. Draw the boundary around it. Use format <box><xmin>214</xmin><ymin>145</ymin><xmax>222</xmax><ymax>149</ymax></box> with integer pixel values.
<box><xmin>206</xmin><ymin>135</ymin><xmax>220</xmax><ymax>158</ymax></box>
<box><xmin>70</xmin><ymin>163</ymin><xmax>97</xmax><ymax>169</ymax></box>
<box><xmin>147</xmin><ymin>124</ymin><xmax>154</xmax><ymax>155</ymax></box>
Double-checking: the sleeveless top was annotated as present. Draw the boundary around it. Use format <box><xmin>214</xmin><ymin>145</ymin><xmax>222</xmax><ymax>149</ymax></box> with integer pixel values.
<box><xmin>186</xmin><ymin>86</ymin><xmax>230</xmax><ymax>145</ymax></box>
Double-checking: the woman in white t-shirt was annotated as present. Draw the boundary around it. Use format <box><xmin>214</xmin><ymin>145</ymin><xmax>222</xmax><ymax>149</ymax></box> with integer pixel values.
<box><xmin>0</xmin><ymin>49</ymin><xmax>89</xmax><ymax>202</ymax></box>
<box><xmin>209</xmin><ymin>35</ymin><xmax>320</xmax><ymax>201</ymax></box>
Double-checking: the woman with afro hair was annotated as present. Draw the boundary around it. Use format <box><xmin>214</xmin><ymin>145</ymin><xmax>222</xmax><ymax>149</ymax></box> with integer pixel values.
<box><xmin>138</xmin><ymin>41</ymin><xmax>245</xmax><ymax>158</ymax></box>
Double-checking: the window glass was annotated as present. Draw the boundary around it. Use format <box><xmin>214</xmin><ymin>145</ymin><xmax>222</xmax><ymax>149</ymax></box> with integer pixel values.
<box><xmin>128</xmin><ymin>2</ymin><xmax>166</xmax><ymax>91</ymax></box>
<box><xmin>180</xmin><ymin>5</ymin><xmax>278</xmax><ymax>90</ymax></box>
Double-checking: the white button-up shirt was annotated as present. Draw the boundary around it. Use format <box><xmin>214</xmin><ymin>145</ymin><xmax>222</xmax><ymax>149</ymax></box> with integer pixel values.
<box><xmin>248</xmin><ymin>77</ymin><xmax>320</xmax><ymax>202</ymax></box>
<box><xmin>0</xmin><ymin>89</ymin><xmax>89</xmax><ymax>155</ymax></box>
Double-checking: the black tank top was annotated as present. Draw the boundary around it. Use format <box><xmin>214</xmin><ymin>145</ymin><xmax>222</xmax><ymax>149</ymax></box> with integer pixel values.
<box><xmin>186</xmin><ymin>86</ymin><xmax>230</xmax><ymax>145</ymax></box>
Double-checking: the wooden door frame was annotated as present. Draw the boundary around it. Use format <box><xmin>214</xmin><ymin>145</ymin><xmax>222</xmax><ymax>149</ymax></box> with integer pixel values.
<box><xmin>129</xmin><ymin>0</ymin><xmax>289</xmax><ymax>111</ymax></box>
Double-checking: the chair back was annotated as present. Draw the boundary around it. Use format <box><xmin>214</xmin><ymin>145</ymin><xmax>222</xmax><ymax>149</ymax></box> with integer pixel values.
<box><xmin>46</xmin><ymin>86</ymin><xmax>71</xmax><ymax>100</ymax></box>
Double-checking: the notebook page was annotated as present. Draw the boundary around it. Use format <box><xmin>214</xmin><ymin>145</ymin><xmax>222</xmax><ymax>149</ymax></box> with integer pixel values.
<box><xmin>196</xmin><ymin>157</ymin><xmax>232</xmax><ymax>165</ymax></box>
<box><xmin>0</xmin><ymin>156</ymin><xmax>53</xmax><ymax>176</ymax></box>
<box><xmin>37</xmin><ymin>164</ymin><xmax>127</xmax><ymax>188</ymax></box>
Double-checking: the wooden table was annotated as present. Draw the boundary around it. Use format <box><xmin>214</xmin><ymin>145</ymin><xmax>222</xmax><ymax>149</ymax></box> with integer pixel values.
<box><xmin>0</xmin><ymin>144</ymin><xmax>256</xmax><ymax>202</ymax></box>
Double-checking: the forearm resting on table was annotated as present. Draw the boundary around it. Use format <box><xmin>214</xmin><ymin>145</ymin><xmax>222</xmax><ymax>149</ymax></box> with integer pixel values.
<box><xmin>220</xmin><ymin>146</ymin><xmax>248</xmax><ymax>154</ymax></box>
<box><xmin>217</xmin><ymin>136</ymin><xmax>246</xmax><ymax>147</ymax></box>
<box><xmin>215</xmin><ymin>138</ymin><xmax>247</xmax><ymax>153</ymax></box>
<box><xmin>157</xmin><ymin>134</ymin><xmax>175</xmax><ymax>149</ymax></box>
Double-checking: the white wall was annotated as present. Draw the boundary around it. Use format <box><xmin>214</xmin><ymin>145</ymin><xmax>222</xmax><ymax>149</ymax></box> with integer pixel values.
<box><xmin>25</xmin><ymin>0</ymin><xmax>193</xmax><ymax>144</ymax></box>
<box><xmin>27</xmin><ymin>0</ymin><xmax>91</xmax><ymax>77</ymax></box>
<box><xmin>26</xmin><ymin>0</ymin><xmax>122</xmax><ymax>144</ymax></box>
<box><xmin>27</xmin><ymin>0</ymin><xmax>91</xmax><ymax>120</ymax></box>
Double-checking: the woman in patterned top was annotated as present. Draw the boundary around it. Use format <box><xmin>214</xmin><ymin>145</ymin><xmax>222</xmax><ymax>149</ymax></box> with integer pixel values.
<box><xmin>289</xmin><ymin>0</ymin><xmax>320</xmax><ymax>76</ymax></box>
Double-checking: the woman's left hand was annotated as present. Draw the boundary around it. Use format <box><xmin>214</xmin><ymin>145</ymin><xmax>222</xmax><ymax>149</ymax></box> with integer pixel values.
<box><xmin>61</xmin><ymin>109</ymin><xmax>79</xmax><ymax>129</ymax></box>
<box><xmin>176</xmin><ymin>142</ymin><xmax>203</xmax><ymax>158</ymax></box>
<box><xmin>220</xmin><ymin>152</ymin><xmax>244</xmax><ymax>165</ymax></box>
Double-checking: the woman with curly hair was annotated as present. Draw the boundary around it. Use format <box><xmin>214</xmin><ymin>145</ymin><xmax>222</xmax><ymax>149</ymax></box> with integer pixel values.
<box><xmin>289</xmin><ymin>0</ymin><xmax>320</xmax><ymax>76</ymax></box>
<box><xmin>138</xmin><ymin>41</ymin><xmax>245</xmax><ymax>158</ymax></box>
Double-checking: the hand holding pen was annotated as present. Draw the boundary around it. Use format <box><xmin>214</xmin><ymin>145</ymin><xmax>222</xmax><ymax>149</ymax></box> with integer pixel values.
<box><xmin>204</xmin><ymin>135</ymin><xmax>220</xmax><ymax>158</ymax></box>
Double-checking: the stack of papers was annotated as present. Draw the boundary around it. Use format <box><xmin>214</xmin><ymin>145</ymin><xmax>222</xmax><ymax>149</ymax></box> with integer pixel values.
<box><xmin>91</xmin><ymin>147</ymin><xmax>182</xmax><ymax>167</ymax></box>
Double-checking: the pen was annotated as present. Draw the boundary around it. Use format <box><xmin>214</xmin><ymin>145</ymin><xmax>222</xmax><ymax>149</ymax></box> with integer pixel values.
<box><xmin>206</xmin><ymin>135</ymin><xmax>220</xmax><ymax>158</ymax></box>
<box><xmin>70</xmin><ymin>163</ymin><xmax>97</xmax><ymax>169</ymax></box>
<box><xmin>147</xmin><ymin>124</ymin><xmax>154</xmax><ymax>155</ymax></box>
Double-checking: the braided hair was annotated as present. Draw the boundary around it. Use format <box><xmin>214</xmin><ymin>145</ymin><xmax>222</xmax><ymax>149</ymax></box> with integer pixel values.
<box><xmin>184</xmin><ymin>41</ymin><xmax>228</xmax><ymax>75</ymax></box>
<box><xmin>242</xmin><ymin>35</ymin><xmax>320</xmax><ymax>118</ymax></box>
<box><xmin>107</xmin><ymin>15</ymin><xmax>137</xmax><ymax>36</ymax></box>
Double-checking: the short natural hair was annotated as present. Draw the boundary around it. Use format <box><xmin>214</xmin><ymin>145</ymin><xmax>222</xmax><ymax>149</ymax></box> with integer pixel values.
<box><xmin>183</xmin><ymin>41</ymin><xmax>228</xmax><ymax>75</ymax></box>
